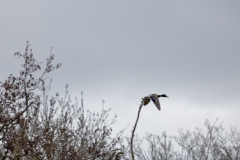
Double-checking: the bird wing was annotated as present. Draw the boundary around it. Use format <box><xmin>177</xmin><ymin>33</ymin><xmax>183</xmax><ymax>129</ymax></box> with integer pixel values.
<box><xmin>142</xmin><ymin>97</ymin><xmax>150</xmax><ymax>106</ymax></box>
<box><xmin>150</xmin><ymin>96</ymin><xmax>161</xmax><ymax>110</ymax></box>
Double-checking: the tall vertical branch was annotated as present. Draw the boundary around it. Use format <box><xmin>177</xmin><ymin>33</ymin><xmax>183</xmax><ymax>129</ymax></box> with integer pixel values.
<box><xmin>130</xmin><ymin>101</ymin><xmax>143</xmax><ymax>160</ymax></box>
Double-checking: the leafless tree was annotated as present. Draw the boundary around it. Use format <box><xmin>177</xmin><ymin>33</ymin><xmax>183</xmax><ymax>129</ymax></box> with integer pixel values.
<box><xmin>125</xmin><ymin>119</ymin><xmax>240</xmax><ymax>160</ymax></box>
<box><xmin>0</xmin><ymin>42</ymin><xmax>125</xmax><ymax>160</ymax></box>
<box><xmin>0</xmin><ymin>41</ymin><xmax>60</xmax><ymax>159</ymax></box>
<box><xmin>174</xmin><ymin>119</ymin><xmax>240</xmax><ymax>160</ymax></box>
<box><xmin>117</xmin><ymin>118</ymin><xmax>239</xmax><ymax>160</ymax></box>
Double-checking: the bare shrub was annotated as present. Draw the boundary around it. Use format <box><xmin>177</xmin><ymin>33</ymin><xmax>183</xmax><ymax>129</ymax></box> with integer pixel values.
<box><xmin>126</xmin><ymin>119</ymin><xmax>240</xmax><ymax>160</ymax></box>
<box><xmin>0</xmin><ymin>42</ymin><xmax>124</xmax><ymax>160</ymax></box>
<box><xmin>174</xmin><ymin>119</ymin><xmax>240</xmax><ymax>160</ymax></box>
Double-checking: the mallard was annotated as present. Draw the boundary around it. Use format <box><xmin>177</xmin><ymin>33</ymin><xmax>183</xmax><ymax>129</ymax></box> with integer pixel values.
<box><xmin>142</xmin><ymin>94</ymin><xmax>169</xmax><ymax>111</ymax></box>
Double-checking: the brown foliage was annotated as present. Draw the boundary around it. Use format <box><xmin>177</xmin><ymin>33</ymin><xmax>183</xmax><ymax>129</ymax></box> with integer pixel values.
<box><xmin>0</xmin><ymin>42</ymin><xmax>124</xmax><ymax>160</ymax></box>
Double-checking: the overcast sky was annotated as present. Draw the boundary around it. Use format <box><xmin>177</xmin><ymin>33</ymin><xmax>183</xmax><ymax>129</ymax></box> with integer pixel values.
<box><xmin>1</xmin><ymin>1</ymin><xmax>240</xmax><ymax>138</ymax></box>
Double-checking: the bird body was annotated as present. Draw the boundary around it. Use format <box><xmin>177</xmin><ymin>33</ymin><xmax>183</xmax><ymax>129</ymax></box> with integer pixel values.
<box><xmin>142</xmin><ymin>94</ymin><xmax>168</xmax><ymax>110</ymax></box>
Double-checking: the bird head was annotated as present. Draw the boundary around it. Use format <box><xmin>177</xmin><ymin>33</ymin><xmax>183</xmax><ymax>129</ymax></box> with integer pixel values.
<box><xmin>157</xmin><ymin>94</ymin><xmax>169</xmax><ymax>98</ymax></box>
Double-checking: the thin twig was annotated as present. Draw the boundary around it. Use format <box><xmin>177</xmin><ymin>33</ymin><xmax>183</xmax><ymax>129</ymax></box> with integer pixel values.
<box><xmin>130</xmin><ymin>101</ymin><xmax>143</xmax><ymax>160</ymax></box>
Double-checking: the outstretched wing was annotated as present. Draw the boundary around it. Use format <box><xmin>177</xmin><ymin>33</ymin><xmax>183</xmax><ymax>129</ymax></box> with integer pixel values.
<box><xmin>143</xmin><ymin>98</ymin><xmax>151</xmax><ymax>106</ymax></box>
<box><xmin>150</xmin><ymin>96</ymin><xmax>161</xmax><ymax>110</ymax></box>
<box><xmin>142</xmin><ymin>97</ymin><xmax>150</xmax><ymax>106</ymax></box>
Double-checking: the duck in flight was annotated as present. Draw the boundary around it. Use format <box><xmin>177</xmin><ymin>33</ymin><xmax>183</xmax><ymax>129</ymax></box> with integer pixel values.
<box><xmin>142</xmin><ymin>94</ymin><xmax>169</xmax><ymax>111</ymax></box>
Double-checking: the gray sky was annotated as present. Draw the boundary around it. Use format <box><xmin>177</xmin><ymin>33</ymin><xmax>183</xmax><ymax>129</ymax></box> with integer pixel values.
<box><xmin>1</xmin><ymin>1</ymin><xmax>240</xmax><ymax>138</ymax></box>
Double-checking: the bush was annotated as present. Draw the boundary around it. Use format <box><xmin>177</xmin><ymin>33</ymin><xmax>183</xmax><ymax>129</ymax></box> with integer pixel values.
<box><xmin>0</xmin><ymin>42</ymin><xmax>124</xmax><ymax>160</ymax></box>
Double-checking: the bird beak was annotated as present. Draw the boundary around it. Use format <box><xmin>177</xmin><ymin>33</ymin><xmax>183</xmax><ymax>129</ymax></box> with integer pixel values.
<box><xmin>166</xmin><ymin>96</ymin><xmax>169</xmax><ymax>98</ymax></box>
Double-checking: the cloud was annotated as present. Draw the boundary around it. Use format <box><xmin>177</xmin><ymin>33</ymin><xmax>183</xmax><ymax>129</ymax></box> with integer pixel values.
<box><xmin>1</xmin><ymin>0</ymin><xmax>240</xmax><ymax>138</ymax></box>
